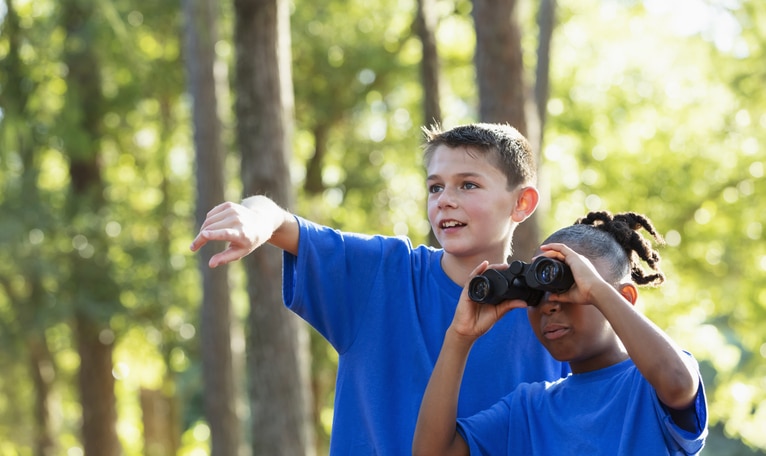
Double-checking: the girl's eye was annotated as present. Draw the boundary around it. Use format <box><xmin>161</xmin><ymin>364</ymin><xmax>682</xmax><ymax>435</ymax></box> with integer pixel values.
<box><xmin>428</xmin><ymin>184</ymin><xmax>443</xmax><ymax>194</ymax></box>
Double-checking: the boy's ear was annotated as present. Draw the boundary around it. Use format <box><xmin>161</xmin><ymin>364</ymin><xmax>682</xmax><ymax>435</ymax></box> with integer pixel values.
<box><xmin>511</xmin><ymin>186</ymin><xmax>539</xmax><ymax>222</ymax></box>
<box><xmin>619</xmin><ymin>283</ymin><xmax>638</xmax><ymax>305</ymax></box>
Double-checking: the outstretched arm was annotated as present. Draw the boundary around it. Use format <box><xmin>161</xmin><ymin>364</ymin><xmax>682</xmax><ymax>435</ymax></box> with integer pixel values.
<box><xmin>190</xmin><ymin>195</ymin><xmax>300</xmax><ymax>267</ymax></box>
<box><xmin>413</xmin><ymin>262</ymin><xmax>525</xmax><ymax>456</ymax></box>
<box><xmin>541</xmin><ymin>243</ymin><xmax>699</xmax><ymax>411</ymax></box>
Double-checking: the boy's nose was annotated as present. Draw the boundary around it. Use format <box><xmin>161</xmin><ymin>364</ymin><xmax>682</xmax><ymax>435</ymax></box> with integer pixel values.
<box><xmin>437</xmin><ymin>187</ymin><xmax>458</xmax><ymax>208</ymax></box>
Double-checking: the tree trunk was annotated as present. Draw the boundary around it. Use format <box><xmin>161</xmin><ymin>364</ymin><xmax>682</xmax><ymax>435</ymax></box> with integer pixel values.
<box><xmin>140</xmin><ymin>388</ymin><xmax>181</xmax><ymax>456</ymax></box>
<box><xmin>75</xmin><ymin>315</ymin><xmax>120</xmax><ymax>456</ymax></box>
<box><xmin>472</xmin><ymin>0</ymin><xmax>527</xmax><ymax>131</ymax></box>
<box><xmin>182</xmin><ymin>0</ymin><xmax>240</xmax><ymax>454</ymax></box>
<box><xmin>416</xmin><ymin>0</ymin><xmax>442</xmax><ymax>129</ymax></box>
<box><xmin>60</xmin><ymin>1</ymin><xmax>121</xmax><ymax>454</ymax></box>
<box><xmin>233</xmin><ymin>0</ymin><xmax>315</xmax><ymax>454</ymax></box>
<box><xmin>416</xmin><ymin>0</ymin><xmax>444</xmax><ymax>248</ymax></box>
<box><xmin>304</xmin><ymin>124</ymin><xmax>329</xmax><ymax>195</ymax></box>
<box><xmin>532</xmin><ymin>0</ymin><xmax>557</xmax><ymax>219</ymax></box>
<box><xmin>28</xmin><ymin>332</ymin><xmax>56</xmax><ymax>456</ymax></box>
<box><xmin>472</xmin><ymin>0</ymin><xmax>539</xmax><ymax>262</ymax></box>
<box><xmin>4</xmin><ymin>3</ymin><xmax>59</xmax><ymax>453</ymax></box>
<box><xmin>534</xmin><ymin>0</ymin><xmax>556</xmax><ymax>149</ymax></box>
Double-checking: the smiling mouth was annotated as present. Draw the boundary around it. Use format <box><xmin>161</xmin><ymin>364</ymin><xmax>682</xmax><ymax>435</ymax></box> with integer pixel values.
<box><xmin>440</xmin><ymin>220</ymin><xmax>465</xmax><ymax>229</ymax></box>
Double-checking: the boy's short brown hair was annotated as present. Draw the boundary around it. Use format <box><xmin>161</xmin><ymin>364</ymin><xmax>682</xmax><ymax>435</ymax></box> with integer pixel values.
<box><xmin>422</xmin><ymin>123</ymin><xmax>537</xmax><ymax>190</ymax></box>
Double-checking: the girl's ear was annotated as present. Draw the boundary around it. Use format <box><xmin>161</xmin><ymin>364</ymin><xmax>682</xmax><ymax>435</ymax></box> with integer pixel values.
<box><xmin>619</xmin><ymin>283</ymin><xmax>639</xmax><ymax>305</ymax></box>
<box><xmin>511</xmin><ymin>186</ymin><xmax>540</xmax><ymax>222</ymax></box>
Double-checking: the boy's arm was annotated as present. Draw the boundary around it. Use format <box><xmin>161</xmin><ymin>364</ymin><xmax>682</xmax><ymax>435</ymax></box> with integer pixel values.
<box><xmin>190</xmin><ymin>195</ymin><xmax>299</xmax><ymax>267</ymax></box>
<box><xmin>413</xmin><ymin>262</ymin><xmax>524</xmax><ymax>456</ymax></box>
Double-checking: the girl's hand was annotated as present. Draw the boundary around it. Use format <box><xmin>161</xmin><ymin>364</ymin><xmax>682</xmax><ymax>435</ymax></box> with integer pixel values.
<box><xmin>450</xmin><ymin>261</ymin><xmax>527</xmax><ymax>342</ymax></box>
<box><xmin>537</xmin><ymin>243</ymin><xmax>610</xmax><ymax>305</ymax></box>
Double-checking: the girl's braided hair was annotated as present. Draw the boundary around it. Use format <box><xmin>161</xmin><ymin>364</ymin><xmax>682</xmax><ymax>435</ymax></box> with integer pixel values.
<box><xmin>543</xmin><ymin>211</ymin><xmax>666</xmax><ymax>286</ymax></box>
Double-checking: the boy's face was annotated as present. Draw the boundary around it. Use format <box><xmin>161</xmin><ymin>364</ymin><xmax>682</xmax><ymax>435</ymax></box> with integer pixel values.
<box><xmin>426</xmin><ymin>145</ymin><xmax>519</xmax><ymax>262</ymax></box>
<box><xmin>526</xmin><ymin>258</ymin><xmax>625</xmax><ymax>374</ymax></box>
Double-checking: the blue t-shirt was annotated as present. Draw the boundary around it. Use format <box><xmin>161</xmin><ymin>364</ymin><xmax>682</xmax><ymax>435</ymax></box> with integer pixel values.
<box><xmin>282</xmin><ymin>217</ymin><xmax>569</xmax><ymax>454</ymax></box>
<box><xmin>457</xmin><ymin>357</ymin><xmax>708</xmax><ymax>455</ymax></box>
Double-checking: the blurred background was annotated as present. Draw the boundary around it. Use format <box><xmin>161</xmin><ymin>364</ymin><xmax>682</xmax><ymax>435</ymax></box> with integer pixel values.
<box><xmin>0</xmin><ymin>0</ymin><xmax>764</xmax><ymax>454</ymax></box>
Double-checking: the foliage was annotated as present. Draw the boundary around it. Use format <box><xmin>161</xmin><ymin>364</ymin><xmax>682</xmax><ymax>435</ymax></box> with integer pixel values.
<box><xmin>0</xmin><ymin>0</ymin><xmax>201</xmax><ymax>453</ymax></box>
<box><xmin>0</xmin><ymin>0</ymin><xmax>763</xmax><ymax>454</ymax></box>
<box><xmin>541</xmin><ymin>0</ymin><xmax>766</xmax><ymax>452</ymax></box>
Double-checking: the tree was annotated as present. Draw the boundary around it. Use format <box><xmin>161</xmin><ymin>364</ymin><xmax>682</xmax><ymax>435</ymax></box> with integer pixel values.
<box><xmin>182</xmin><ymin>0</ymin><xmax>240</xmax><ymax>454</ymax></box>
<box><xmin>530</xmin><ymin>0</ymin><xmax>557</xmax><ymax>225</ymax></box>
<box><xmin>471</xmin><ymin>0</ymin><xmax>539</xmax><ymax>262</ymax></box>
<box><xmin>533</xmin><ymin>0</ymin><xmax>556</xmax><ymax>153</ymax></box>
<box><xmin>416</xmin><ymin>0</ymin><xmax>444</xmax><ymax>248</ymax></box>
<box><xmin>59</xmin><ymin>0</ymin><xmax>121</xmax><ymax>453</ymax></box>
<box><xmin>0</xmin><ymin>1</ymin><xmax>59</xmax><ymax>453</ymax></box>
<box><xmin>416</xmin><ymin>0</ymin><xmax>443</xmax><ymax>129</ymax></box>
<box><xmin>233</xmin><ymin>0</ymin><xmax>315</xmax><ymax>453</ymax></box>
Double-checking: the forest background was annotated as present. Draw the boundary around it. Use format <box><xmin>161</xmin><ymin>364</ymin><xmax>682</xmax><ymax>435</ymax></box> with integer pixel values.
<box><xmin>0</xmin><ymin>0</ymin><xmax>764</xmax><ymax>455</ymax></box>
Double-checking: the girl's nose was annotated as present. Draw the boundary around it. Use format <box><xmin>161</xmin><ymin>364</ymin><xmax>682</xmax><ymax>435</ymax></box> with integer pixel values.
<box><xmin>538</xmin><ymin>295</ymin><xmax>562</xmax><ymax>314</ymax></box>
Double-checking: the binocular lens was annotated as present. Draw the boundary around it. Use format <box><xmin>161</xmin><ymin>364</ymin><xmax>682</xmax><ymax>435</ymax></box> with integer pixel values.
<box><xmin>536</xmin><ymin>260</ymin><xmax>563</xmax><ymax>285</ymax></box>
<box><xmin>469</xmin><ymin>276</ymin><xmax>491</xmax><ymax>302</ymax></box>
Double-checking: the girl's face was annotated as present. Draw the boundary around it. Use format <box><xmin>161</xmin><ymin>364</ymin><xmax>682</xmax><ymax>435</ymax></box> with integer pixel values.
<box><xmin>526</xmin><ymin>258</ymin><xmax>628</xmax><ymax>374</ymax></box>
<box><xmin>426</xmin><ymin>145</ymin><xmax>519</xmax><ymax>264</ymax></box>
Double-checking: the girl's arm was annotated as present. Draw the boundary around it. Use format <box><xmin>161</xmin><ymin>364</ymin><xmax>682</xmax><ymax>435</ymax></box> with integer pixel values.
<box><xmin>412</xmin><ymin>328</ymin><xmax>472</xmax><ymax>456</ymax></box>
<box><xmin>413</xmin><ymin>262</ymin><xmax>524</xmax><ymax>455</ymax></box>
<box><xmin>541</xmin><ymin>243</ymin><xmax>699</xmax><ymax>410</ymax></box>
<box><xmin>589</xmin><ymin>282</ymin><xmax>699</xmax><ymax>410</ymax></box>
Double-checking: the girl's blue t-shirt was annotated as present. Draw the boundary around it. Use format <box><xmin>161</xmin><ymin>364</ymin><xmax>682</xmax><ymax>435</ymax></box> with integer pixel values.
<box><xmin>282</xmin><ymin>217</ymin><xmax>568</xmax><ymax>455</ymax></box>
<box><xmin>457</xmin><ymin>357</ymin><xmax>708</xmax><ymax>456</ymax></box>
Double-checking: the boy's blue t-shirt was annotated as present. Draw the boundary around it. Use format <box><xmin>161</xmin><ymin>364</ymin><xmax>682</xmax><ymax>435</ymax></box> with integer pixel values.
<box><xmin>282</xmin><ymin>217</ymin><xmax>569</xmax><ymax>454</ymax></box>
<box><xmin>457</xmin><ymin>357</ymin><xmax>708</xmax><ymax>456</ymax></box>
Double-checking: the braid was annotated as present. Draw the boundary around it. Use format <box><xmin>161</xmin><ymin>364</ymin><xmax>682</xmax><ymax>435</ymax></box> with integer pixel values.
<box><xmin>575</xmin><ymin>211</ymin><xmax>666</xmax><ymax>286</ymax></box>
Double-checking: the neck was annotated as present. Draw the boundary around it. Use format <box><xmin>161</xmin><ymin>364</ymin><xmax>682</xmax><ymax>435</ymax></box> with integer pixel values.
<box><xmin>441</xmin><ymin>250</ymin><xmax>509</xmax><ymax>286</ymax></box>
<box><xmin>569</xmin><ymin>350</ymin><xmax>629</xmax><ymax>375</ymax></box>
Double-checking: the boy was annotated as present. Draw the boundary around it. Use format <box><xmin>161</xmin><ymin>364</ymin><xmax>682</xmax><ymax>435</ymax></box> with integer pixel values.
<box><xmin>190</xmin><ymin>123</ymin><xmax>569</xmax><ymax>453</ymax></box>
<box><xmin>413</xmin><ymin>211</ymin><xmax>708</xmax><ymax>455</ymax></box>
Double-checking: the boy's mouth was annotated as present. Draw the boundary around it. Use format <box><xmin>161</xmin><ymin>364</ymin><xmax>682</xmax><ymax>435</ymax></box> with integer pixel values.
<box><xmin>440</xmin><ymin>220</ymin><xmax>465</xmax><ymax>229</ymax></box>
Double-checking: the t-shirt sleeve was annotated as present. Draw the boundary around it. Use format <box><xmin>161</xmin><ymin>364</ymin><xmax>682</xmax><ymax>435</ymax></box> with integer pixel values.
<box><xmin>457</xmin><ymin>402</ymin><xmax>510</xmax><ymax>455</ymax></box>
<box><xmin>281</xmin><ymin>216</ymin><xmax>406</xmax><ymax>353</ymax></box>
<box><xmin>655</xmin><ymin>353</ymin><xmax>708</xmax><ymax>455</ymax></box>
<box><xmin>456</xmin><ymin>387</ymin><xmax>531</xmax><ymax>456</ymax></box>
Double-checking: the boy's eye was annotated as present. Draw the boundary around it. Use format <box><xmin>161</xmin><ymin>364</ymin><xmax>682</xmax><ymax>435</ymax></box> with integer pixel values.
<box><xmin>462</xmin><ymin>182</ymin><xmax>479</xmax><ymax>190</ymax></box>
<box><xmin>428</xmin><ymin>184</ymin><xmax>443</xmax><ymax>194</ymax></box>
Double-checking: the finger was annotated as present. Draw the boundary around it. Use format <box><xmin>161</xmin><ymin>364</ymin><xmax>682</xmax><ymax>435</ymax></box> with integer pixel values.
<box><xmin>199</xmin><ymin>207</ymin><xmax>233</xmax><ymax>232</ymax></box>
<box><xmin>190</xmin><ymin>228</ymin><xmax>242</xmax><ymax>253</ymax></box>
<box><xmin>536</xmin><ymin>247</ymin><xmax>565</xmax><ymax>262</ymax></box>
<box><xmin>209</xmin><ymin>247</ymin><xmax>247</xmax><ymax>268</ymax></box>
<box><xmin>200</xmin><ymin>201</ymin><xmax>245</xmax><ymax>230</ymax></box>
<box><xmin>462</xmin><ymin>261</ymin><xmax>490</xmax><ymax>289</ymax></box>
<box><xmin>189</xmin><ymin>234</ymin><xmax>207</xmax><ymax>252</ymax></box>
<box><xmin>190</xmin><ymin>232</ymin><xmax>210</xmax><ymax>252</ymax></box>
<box><xmin>496</xmin><ymin>297</ymin><xmax>528</xmax><ymax>314</ymax></box>
<box><xmin>471</xmin><ymin>260</ymin><xmax>489</xmax><ymax>275</ymax></box>
<box><xmin>493</xmin><ymin>304</ymin><xmax>520</xmax><ymax>323</ymax></box>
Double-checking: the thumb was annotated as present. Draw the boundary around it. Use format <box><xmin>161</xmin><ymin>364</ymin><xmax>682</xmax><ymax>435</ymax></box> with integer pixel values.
<box><xmin>495</xmin><ymin>298</ymin><xmax>526</xmax><ymax>317</ymax></box>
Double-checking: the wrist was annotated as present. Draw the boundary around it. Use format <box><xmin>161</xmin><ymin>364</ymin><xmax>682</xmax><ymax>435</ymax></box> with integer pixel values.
<box><xmin>444</xmin><ymin>327</ymin><xmax>478</xmax><ymax>353</ymax></box>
